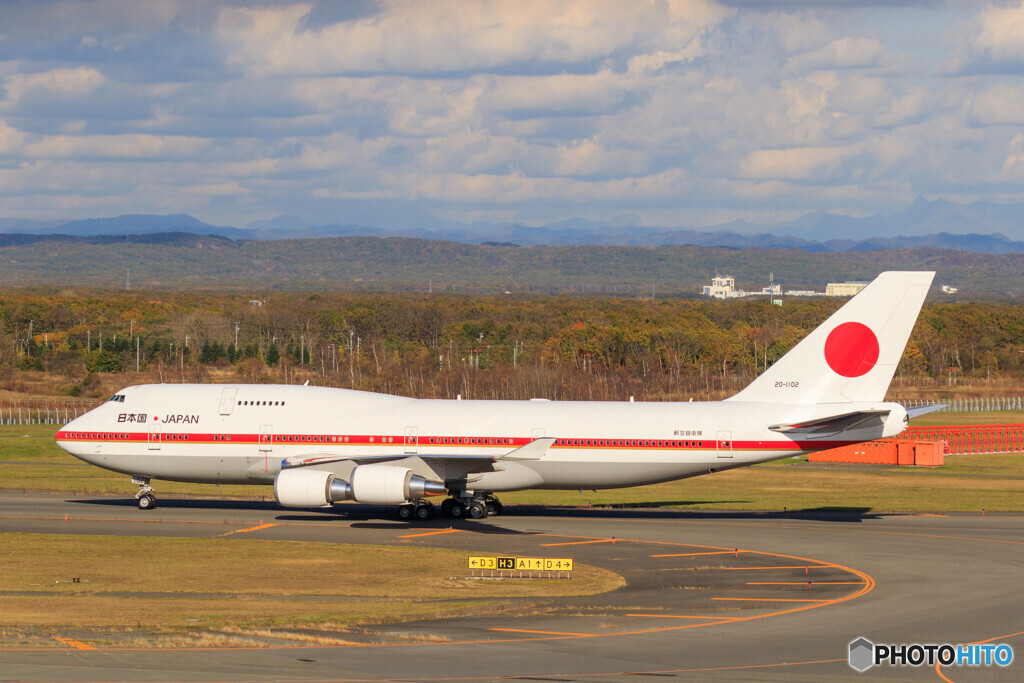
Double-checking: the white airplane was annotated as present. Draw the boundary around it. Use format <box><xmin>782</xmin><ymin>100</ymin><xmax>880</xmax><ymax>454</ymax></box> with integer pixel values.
<box><xmin>56</xmin><ymin>271</ymin><xmax>936</xmax><ymax>520</ymax></box>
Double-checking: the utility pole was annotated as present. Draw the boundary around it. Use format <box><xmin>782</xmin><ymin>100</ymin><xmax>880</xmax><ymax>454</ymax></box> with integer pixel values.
<box><xmin>233</xmin><ymin>322</ymin><xmax>240</xmax><ymax>348</ymax></box>
<box><xmin>130</xmin><ymin>320</ymin><xmax>134</xmax><ymax>340</ymax></box>
<box><xmin>136</xmin><ymin>336</ymin><xmax>140</xmax><ymax>372</ymax></box>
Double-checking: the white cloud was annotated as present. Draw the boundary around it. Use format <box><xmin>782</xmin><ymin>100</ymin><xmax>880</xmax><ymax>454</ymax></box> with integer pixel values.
<box><xmin>1</xmin><ymin>67</ymin><xmax>106</xmax><ymax>106</ymax></box>
<box><xmin>739</xmin><ymin>145</ymin><xmax>859</xmax><ymax>181</ymax></box>
<box><xmin>787</xmin><ymin>38</ymin><xmax>888</xmax><ymax>72</ymax></box>
<box><xmin>968</xmin><ymin>1</ymin><xmax>1024</xmax><ymax>64</ymax></box>
<box><xmin>970</xmin><ymin>83</ymin><xmax>1024</xmax><ymax>125</ymax></box>
<box><xmin>219</xmin><ymin>0</ymin><xmax>733</xmax><ymax>76</ymax></box>
<box><xmin>25</xmin><ymin>133</ymin><xmax>210</xmax><ymax>159</ymax></box>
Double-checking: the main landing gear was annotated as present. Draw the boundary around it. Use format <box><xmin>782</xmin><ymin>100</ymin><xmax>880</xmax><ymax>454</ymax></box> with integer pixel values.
<box><xmin>132</xmin><ymin>475</ymin><xmax>156</xmax><ymax>510</ymax></box>
<box><xmin>397</xmin><ymin>501</ymin><xmax>436</xmax><ymax>520</ymax></box>
<box><xmin>440</xmin><ymin>494</ymin><xmax>503</xmax><ymax>520</ymax></box>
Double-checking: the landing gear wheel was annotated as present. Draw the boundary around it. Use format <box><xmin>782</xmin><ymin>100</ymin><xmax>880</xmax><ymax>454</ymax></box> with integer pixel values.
<box><xmin>467</xmin><ymin>502</ymin><xmax>487</xmax><ymax>519</ymax></box>
<box><xmin>415</xmin><ymin>504</ymin><xmax>433</xmax><ymax>520</ymax></box>
<box><xmin>449</xmin><ymin>502</ymin><xmax>465</xmax><ymax>518</ymax></box>
<box><xmin>398</xmin><ymin>504</ymin><xmax>415</xmax><ymax>520</ymax></box>
<box><xmin>441</xmin><ymin>498</ymin><xmax>454</xmax><ymax>516</ymax></box>
<box><xmin>137</xmin><ymin>494</ymin><xmax>156</xmax><ymax>510</ymax></box>
<box><xmin>486</xmin><ymin>500</ymin><xmax>502</xmax><ymax>516</ymax></box>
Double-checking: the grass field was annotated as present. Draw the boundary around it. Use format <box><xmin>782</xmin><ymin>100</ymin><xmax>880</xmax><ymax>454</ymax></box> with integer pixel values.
<box><xmin>0</xmin><ymin>533</ymin><xmax>620</xmax><ymax>637</ymax></box>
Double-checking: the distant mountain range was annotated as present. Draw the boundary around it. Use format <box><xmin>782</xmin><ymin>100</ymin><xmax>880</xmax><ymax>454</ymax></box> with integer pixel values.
<box><xmin>1</xmin><ymin>197</ymin><xmax>1023</xmax><ymax>253</ymax></box>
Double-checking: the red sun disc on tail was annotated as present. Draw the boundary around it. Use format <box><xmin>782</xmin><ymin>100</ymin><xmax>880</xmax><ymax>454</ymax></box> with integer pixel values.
<box><xmin>824</xmin><ymin>322</ymin><xmax>879</xmax><ymax>377</ymax></box>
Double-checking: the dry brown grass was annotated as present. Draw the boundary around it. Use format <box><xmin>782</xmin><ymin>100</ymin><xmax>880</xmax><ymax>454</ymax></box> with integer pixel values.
<box><xmin>0</xmin><ymin>533</ymin><xmax>624</xmax><ymax>637</ymax></box>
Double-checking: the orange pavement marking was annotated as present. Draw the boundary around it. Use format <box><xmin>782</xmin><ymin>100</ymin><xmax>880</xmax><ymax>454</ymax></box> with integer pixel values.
<box><xmin>398</xmin><ymin>528</ymin><xmax>462</xmax><ymax>538</ymax></box>
<box><xmin>3</xmin><ymin>528</ymin><xmax>874</xmax><ymax>654</ymax></box>
<box><xmin>215</xmin><ymin>523</ymin><xmax>277</xmax><ymax>538</ymax></box>
<box><xmin>55</xmin><ymin>637</ymin><xmax>95</xmax><ymax>651</ymax></box>
<box><xmin>626</xmin><ymin>614</ymin><xmax>741</xmax><ymax>621</ymax></box>
<box><xmin>936</xmin><ymin>629</ymin><xmax>1024</xmax><ymax>682</ymax></box>
<box><xmin>650</xmin><ymin>551</ymin><xmax>739</xmax><ymax>557</ymax></box>
<box><xmin>712</xmin><ymin>597</ymin><xmax>830</xmax><ymax>602</ymax></box>
<box><xmin>540</xmin><ymin>538</ymin><xmax>618</xmax><ymax>547</ymax></box>
<box><xmin>746</xmin><ymin>581</ymin><xmax>864</xmax><ymax>585</ymax></box>
<box><xmin>720</xmin><ymin>565</ymin><xmax>830</xmax><ymax>570</ymax></box>
<box><xmin>490</xmin><ymin>628</ymin><xmax>591</xmax><ymax>636</ymax></box>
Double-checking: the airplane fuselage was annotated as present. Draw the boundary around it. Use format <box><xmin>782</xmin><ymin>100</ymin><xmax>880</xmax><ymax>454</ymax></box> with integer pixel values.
<box><xmin>57</xmin><ymin>383</ymin><xmax>907</xmax><ymax>493</ymax></box>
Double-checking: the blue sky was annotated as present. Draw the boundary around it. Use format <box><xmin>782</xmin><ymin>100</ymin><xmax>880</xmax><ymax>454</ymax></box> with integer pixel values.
<box><xmin>0</xmin><ymin>0</ymin><xmax>1022</xmax><ymax>230</ymax></box>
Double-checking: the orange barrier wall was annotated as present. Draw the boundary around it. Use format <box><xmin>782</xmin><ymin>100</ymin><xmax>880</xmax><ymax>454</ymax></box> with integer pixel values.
<box><xmin>810</xmin><ymin>440</ymin><xmax>944</xmax><ymax>466</ymax></box>
<box><xmin>810</xmin><ymin>441</ymin><xmax>896</xmax><ymax>464</ymax></box>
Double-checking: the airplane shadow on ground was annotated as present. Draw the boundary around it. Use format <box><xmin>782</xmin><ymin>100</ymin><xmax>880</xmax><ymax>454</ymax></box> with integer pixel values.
<box><xmin>67</xmin><ymin>496</ymin><xmax>883</xmax><ymax>523</ymax></box>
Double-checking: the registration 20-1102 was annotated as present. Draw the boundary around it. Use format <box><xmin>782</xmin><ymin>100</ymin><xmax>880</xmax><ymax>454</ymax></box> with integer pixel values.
<box><xmin>774</xmin><ymin>381</ymin><xmax>800</xmax><ymax>388</ymax></box>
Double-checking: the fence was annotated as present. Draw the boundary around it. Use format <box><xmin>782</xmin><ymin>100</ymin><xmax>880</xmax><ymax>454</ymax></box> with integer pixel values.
<box><xmin>897</xmin><ymin>425</ymin><xmax>1024</xmax><ymax>455</ymax></box>
<box><xmin>0</xmin><ymin>401</ymin><xmax>102</xmax><ymax>425</ymax></box>
<box><xmin>899</xmin><ymin>397</ymin><xmax>1024</xmax><ymax>412</ymax></box>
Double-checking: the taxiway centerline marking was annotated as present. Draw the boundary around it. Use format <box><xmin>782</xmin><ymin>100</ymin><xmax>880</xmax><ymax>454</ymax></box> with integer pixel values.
<box><xmin>936</xmin><ymin>629</ymin><xmax>1024</xmax><ymax>682</ymax></box>
<box><xmin>712</xmin><ymin>597</ymin><xmax>830</xmax><ymax>602</ymax></box>
<box><xmin>625</xmin><ymin>614</ymin><xmax>742</xmax><ymax>620</ymax></box>
<box><xmin>55</xmin><ymin>637</ymin><xmax>95</xmax><ymax>651</ymax></box>
<box><xmin>746</xmin><ymin>581</ymin><xmax>864</xmax><ymax>585</ymax></box>
<box><xmin>539</xmin><ymin>539</ymin><xmax>618</xmax><ymax>547</ymax></box>
<box><xmin>215</xmin><ymin>523</ymin><xmax>277</xmax><ymax>538</ymax></box>
<box><xmin>398</xmin><ymin>528</ymin><xmax>462</xmax><ymax>538</ymax></box>
<box><xmin>650</xmin><ymin>551</ymin><xmax>740</xmax><ymax>557</ymax></box>
<box><xmin>719</xmin><ymin>565</ymin><xmax>831</xmax><ymax>570</ymax></box>
<box><xmin>489</xmin><ymin>628</ymin><xmax>591</xmax><ymax>636</ymax></box>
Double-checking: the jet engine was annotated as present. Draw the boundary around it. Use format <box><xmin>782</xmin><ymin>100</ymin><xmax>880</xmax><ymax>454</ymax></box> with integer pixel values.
<box><xmin>274</xmin><ymin>464</ymin><xmax>446</xmax><ymax>507</ymax></box>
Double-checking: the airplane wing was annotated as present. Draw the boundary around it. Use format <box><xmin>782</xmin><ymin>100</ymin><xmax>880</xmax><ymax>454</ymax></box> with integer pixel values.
<box><xmin>769</xmin><ymin>409</ymin><xmax>891</xmax><ymax>436</ymax></box>
<box><xmin>280</xmin><ymin>437</ymin><xmax>556</xmax><ymax>470</ymax></box>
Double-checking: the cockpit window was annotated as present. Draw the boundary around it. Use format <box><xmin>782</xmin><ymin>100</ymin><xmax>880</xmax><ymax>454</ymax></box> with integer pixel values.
<box><xmin>108</xmin><ymin>394</ymin><xmax>126</xmax><ymax>403</ymax></box>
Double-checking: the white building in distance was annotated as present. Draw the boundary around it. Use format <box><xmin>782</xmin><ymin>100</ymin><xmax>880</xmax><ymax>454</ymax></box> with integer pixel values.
<box><xmin>702</xmin><ymin>275</ymin><xmax>745</xmax><ymax>299</ymax></box>
<box><xmin>825</xmin><ymin>281</ymin><xmax>868</xmax><ymax>297</ymax></box>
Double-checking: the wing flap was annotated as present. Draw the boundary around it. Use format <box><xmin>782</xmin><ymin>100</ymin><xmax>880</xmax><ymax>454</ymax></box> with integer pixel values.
<box><xmin>280</xmin><ymin>437</ymin><xmax>556</xmax><ymax>470</ymax></box>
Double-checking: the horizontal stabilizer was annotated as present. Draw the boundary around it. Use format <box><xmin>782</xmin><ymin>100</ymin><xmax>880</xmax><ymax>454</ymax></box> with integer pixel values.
<box><xmin>769</xmin><ymin>409</ymin><xmax>891</xmax><ymax>435</ymax></box>
<box><xmin>906</xmin><ymin>404</ymin><xmax>947</xmax><ymax>419</ymax></box>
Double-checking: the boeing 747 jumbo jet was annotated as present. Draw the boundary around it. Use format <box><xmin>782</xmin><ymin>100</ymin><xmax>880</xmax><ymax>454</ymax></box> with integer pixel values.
<box><xmin>57</xmin><ymin>271</ymin><xmax>935</xmax><ymax>520</ymax></box>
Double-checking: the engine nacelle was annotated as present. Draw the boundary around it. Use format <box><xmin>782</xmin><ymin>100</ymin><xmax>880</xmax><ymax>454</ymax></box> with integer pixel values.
<box><xmin>274</xmin><ymin>464</ymin><xmax>445</xmax><ymax>507</ymax></box>
<box><xmin>349</xmin><ymin>464</ymin><xmax>446</xmax><ymax>505</ymax></box>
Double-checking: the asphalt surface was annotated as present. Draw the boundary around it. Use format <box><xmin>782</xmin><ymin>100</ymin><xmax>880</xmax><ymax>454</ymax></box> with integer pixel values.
<box><xmin>1</xmin><ymin>493</ymin><xmax>1022</xmax><ymax>682</ymax></box>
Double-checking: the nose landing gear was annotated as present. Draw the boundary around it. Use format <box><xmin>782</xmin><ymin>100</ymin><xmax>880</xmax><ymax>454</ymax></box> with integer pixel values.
<box><xmin>132</xmin><ymin>475</ymin><xmax>156</xmax><ymax>510</ymax></box>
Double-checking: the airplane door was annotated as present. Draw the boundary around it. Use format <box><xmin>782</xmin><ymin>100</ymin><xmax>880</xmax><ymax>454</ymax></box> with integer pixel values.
<box><xmin>404</xmin><ymin>426</ymin><xmax>418</xmax><ymax>455</ymax></box>
<box><xmin>259</xmin><ymin>425</ymin><xmax>273</xmax><ymax>452</ymax></box>
<box><xmin>148</xmin><ymin>424</ymin><xmax>161</xmax><ymax>450</ymax></box>
<box><xmin>219</xmin><ymin>387</ymin><xmax>238</xmax><ymax>415</ymax></box>
<box><xmin>717</xmin><ymin>431</ymin><xmax>733</xmax><ymax>458</ymax></box>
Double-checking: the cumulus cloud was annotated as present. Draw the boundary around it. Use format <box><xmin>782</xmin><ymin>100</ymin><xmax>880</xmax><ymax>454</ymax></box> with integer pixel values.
<box><xmin>0</xmin><ymin>0</ymin><xmax>1020</xmax><ymax>228</ymax></box>
<box><xmin>787</xmin><ymin>37</ymin><xmax>888</xmax><ymax>72</ymax></box>
<box><xmin>218</xmin><ymin>0</ymin><xmax>733</xmax><ymax>76</ymax></box>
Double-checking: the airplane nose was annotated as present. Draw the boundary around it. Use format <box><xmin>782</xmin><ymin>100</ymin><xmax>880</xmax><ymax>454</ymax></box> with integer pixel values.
<box><xmin>56</xmin><ymin>411</ymin><xmax>99</xmax><ymax>462</ymax></box>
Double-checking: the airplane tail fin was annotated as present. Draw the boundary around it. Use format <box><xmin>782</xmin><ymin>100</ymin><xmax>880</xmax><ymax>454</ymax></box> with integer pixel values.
<box><xmin>726</xmin><ymin>271</ymin><xmax>934</xmax><ymax>405</ymax></box>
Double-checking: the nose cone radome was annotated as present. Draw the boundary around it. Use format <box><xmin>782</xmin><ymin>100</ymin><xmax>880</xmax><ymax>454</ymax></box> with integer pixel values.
<box><xmin>55</xmin><ymin>411</ymin><xmax>99</xmax><ymax>462</ymax></box>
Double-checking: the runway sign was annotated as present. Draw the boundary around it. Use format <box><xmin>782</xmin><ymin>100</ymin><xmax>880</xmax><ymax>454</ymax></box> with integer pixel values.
<box><xmin>469</xmin><ymin>556</ymin><xmax>573</xmax><ymax>571</ymax></box>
